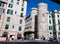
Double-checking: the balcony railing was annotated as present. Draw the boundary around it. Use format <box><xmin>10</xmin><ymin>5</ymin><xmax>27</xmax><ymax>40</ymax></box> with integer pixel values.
<box><xmin>0</xmin><ymin>0</ymin><xmax>8</xmax><ymax>4</ymax></box>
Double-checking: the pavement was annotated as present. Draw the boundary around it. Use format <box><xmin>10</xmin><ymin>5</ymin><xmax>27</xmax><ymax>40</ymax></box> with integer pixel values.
<box><xmin>0</xmin><ymin>40</ymin><xmax>59</xmax><ymax>44</ymax></box>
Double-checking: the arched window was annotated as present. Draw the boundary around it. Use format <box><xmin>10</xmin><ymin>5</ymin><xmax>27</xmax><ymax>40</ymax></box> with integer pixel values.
<box><xmin>5</xmin><ymin>24</ymin><xmax>9</xmax><ymax>29</ymax></box>
<box><xmin>2</xmin><ymin>32</ymin><xmax>8</xmax><ymax>37</ymax></box>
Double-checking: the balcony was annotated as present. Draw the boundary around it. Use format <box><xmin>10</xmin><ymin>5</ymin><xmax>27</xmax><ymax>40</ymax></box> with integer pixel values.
<box><xmin>24</xmin><ymin>28</ymin><xmax>34</xmax><ymax>33</ymax></box>
<box><xmin>0</xmin><ymin>1</ymin><xmax>7</xmax><ymax>9</ymax></box>
<box><xmin>0</xmin><ymin>0</ymin><xmax>8</xmax><ymax>4</ymax></box>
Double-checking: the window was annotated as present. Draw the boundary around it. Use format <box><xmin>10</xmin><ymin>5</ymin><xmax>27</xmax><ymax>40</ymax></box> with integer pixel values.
<box><xmin>49</xmin><ymin>15</ymin><xmax>51</xmax><ymax>18</ymax></box>
<box><xmin>49</xmin><ymin>20</ymin><xmax>51</xmax><ymax>24</ymax></box>
<box><xmin>30</xmin><ymin>26</ymin><xmax>32</xmax><ymax>28</ymax></box>
<box><xmin>23</xmin><ymin>1</ymin><xmax>24</xmax><ymax>3</ymax></box>
<box><xmin>53</xmin><ymin>19</ymin><xmax>55</xmax><ymax>24</ymax></box>
<box><xmin>42</xmin><ymin>14</ymin><xmax>44</xmax><ymax>17</ymax></box>
<box><xmin>19</xmin><ymin>26</ymin><xmax>21</xmax><ymax>31</ymax></box>
<box><xmin>59</xmin><ymin>26</ymin><xmax>60</xmax><ymax>30</ymax></box>
<box><xmin>17</xmin><ymin>2</ymin><xmax>19</xmax><ymax>5</ymax></box>
<box><xmin>12</xmin><ymin>25</ymin><xmax>14</xmax><ymax>28</ymax></box>
<box><xmin>20</xmin><ymin>20</ymin><xmax>22</xmax><ymax>24</ymax></box>
<box><xmin>0</xmin><ymin>15</ymin><xmax>1</xmax><ymax>20</ymax></box>
<box><xmin>7</xmin><ymin>9</ymin><xmax>13</xmax><ymax>15</ymax></box>
<box><xmin>20</xmin><ymin>13</ymin><xmax>23</xmax><ymax>17</ymax></box>
<box><xmin>58</xmin><ymin>20</ymin><xmax>60</xmax><ymax>25</ymax></box>
<box><xmin>49</xmin><ymin>26</ymin><xmax>52</xmax><ymax>30</ymax></box>
<box><xmin>58</xmin><ymin>32</ymin><xmax>60</xmax><ymax>35</ymax></box>
<box><xmin>17</xmin><ymin>0</ymin><xmax>20</xmax><ymax>1</ymax></box>
<box><xmin>50</xmin><ymin>32</ymin><xmax>52</xmax><ymax>34</ymax></box>
<box><xmin>7</xmin><ymin>17</ymin><xmax>10</xmax><ymax>22</ymax></box>
<box><xmin>2</xmin><ymin>32</ymin><xmax>8</xmax><ymax>37</ymax></box>
<box><xmin>15</xmin><ymin>11</ymin><xmax>17</xmax><ymax>14</ymax></box>
<box><xmin>0</xmin><ymin>8</ymin><xmax>5</xmax><ymax>13</ymax></box>
<box><xmin>21</xmin><ymin>8</ymin><xmax>24</xmax><ymax>11</ymax></box>
<box><xmin>5</xmin><ymin>24</ymin><xmax>9</xmax><ymax>29</ymax></box>
<box><xmin>57</xmin><ymin>15</ymin><xmax>59</xmax><ymax>17</ymax></box>
<box><xmin>52</xmin><ymin>15</ymin><xmax>55</xmax><ymax>18</ymax></box>
<box><xmin>8</xmin><ymin>3</ymin><xmax>13</xmax><ymax>8</ymax></box>
<box><xmin>22</xmin><ymin>4</ymin><xmax>24</xmax><ymax>6</ymax></box>
<box><xmin>0</xmin><ymin>2</ymin><xmax>4</xmax><ymax>7</ymax></box>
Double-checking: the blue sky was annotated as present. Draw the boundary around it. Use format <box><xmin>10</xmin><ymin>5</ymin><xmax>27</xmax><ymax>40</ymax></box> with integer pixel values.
<box><xmin>26</xmin><ymin>0</ymin><xmax>60</xmax><ymax>17</ymax></box>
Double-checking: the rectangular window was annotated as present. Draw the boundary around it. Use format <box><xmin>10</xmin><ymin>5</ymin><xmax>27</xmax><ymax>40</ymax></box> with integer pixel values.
<box><xmin>0</xmin><ymin>15</ymin><xmax>1</xmax><ymax>20</ymax></box>
<box><xmin>7</xmin><ymin>17</ymin><xmax>10</xmax><ymax>22</ymax></box>
<box><xmin>7</xmin><ymin>9</ymin><xmax>13</xmax><ymax>15</ymax></box>
<box><xmin>20</xmin><ymin>20</ymin><xmax>22</xmax><ymax>24</ymax></box>
<box><xmin>49</xmin><ymin>15</ymin><xmax>51</xmax><ymax>18</ymax></box>
<box><xmin>0</xmin><ymin>8</ymin><xmax>5</xmax><ymax>13</ymax></box>
<box><xmin>22</xmin><ymin>4</ymin><xmax>24</xmax><ymax>6</ymax></box>
<box><xmin>17</xmin><ymin>2</ymin><xmax>19</xmax><ymax>5</ymax></box>
<box><xmin>8</xmin><ymin>3</ymin><xmax>13</xmax><ymax>8</ymax></box>
<box><xmin>52</xmin><ymin>14</ymin><xmax>55</xmax><ymax>18</ymax></box>
<box><xmin>12</xmin><ymin>25</ymin><xmax>14</xmax><ymax>28</ymax></box>
<box><xmin>58</xmin><ymin>20</ymin><xmax>60</xmax><ymax>25</ymax></box>
<box><xmin>21</xmin><ymin>8</ymin><xmax>24</xmax><ymax>11</ymax></box>
<box><xmin>15</xmin><ymin>11</ymin><xmax>17</xmax><ymax>14</ymax></box>
<box><xmin>57</xmin><ymin>15</ymin><xmax>59</xmax><ymax>17</ymax></box>
<box><xmin>42</xmin><ymin>14</ymin><xmax>44</xmax><ymax>17</ymax></box>
<box><xmin>20</xmin><ymin>13</ymin><xmax>23</xmax><ymax>17</ymax></box>
<box><xmin>17</xmin><ymin>0</ymin><xmax>20</xmax><ymax>1</ymax></box>
<box><xmin>5</xmin><ymin>24</ymin><xmax>9</xmax><ymax>29</ymax></box>
<box><xmin>19</xmin><ymin>26</ymin><xmax>21</xmax><ymax>31</ymax></box>
<box><xmin>53</xmin><ymin>19</ymin><xmax>55</xmax><ymax>24</ymax></box>
<box><xmin>49</xmin><ymin>26</ymin><xmax>52</xmax><ymax>30</ymax></box>
<box><xmin>49</xmin><ymin>20</ymin><xmax>51</xmax><ymax>24</ymax></box>
<box><xmin>0</xmin><ymin>2</ymin><xmax>4</xmax><ymax>7</ymax></box>
<box><xmin>59</xmin><ymin>26</ymin><xmax>60</xmax><ymax>30</ymax></box>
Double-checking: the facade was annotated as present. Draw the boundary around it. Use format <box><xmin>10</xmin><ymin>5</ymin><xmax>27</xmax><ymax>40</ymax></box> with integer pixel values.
<box><xmin>38</xmin><ymin>3</ymin><xmax>50</xmax><ymax>40</ymax></box>
<box><xmin>24</xmin><ymin>3</ymin><xmax>60</xmax><ymax>41</ymax></box>
<box><xmin>47</xmin><ymin>12</ymin><xmax>53</xmax><ymax>40</ymax></box>
<box><xmin>0</xmin><ymin>0</ymin><xmax>27</xmax><ymax>41</ymax></box>
<box><xmin>47</xmin><ymin>10</ymin><xmax>60</xmax><ymax>41</ymax></box>
<box><xmin>51</xmin><ymin>10</ymin><xmax>60</xmax><ymax>41</ymax></box>
<box><xmin>24</xmin><ymin>8</ymin><xmax>38</xmax><ymax>40</ymax></box>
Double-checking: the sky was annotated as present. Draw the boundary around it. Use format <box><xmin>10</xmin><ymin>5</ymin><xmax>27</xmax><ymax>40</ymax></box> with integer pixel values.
<box><xmin>26</xmin><ymin>0</ymin><xmax>60</xmax><ymax>17</ymax></box>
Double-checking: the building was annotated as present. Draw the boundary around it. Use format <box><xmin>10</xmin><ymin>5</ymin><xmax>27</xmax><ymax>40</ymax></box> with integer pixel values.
<box><xmin>24</xmin><ymin>3</ymin><xmax>56</xmax><ymax>41</ymax></box>
<box><xmin>24</xmin><ymin>2</ymin><xmax>60</xmax><ymax>41</ymax></box>
<box><xmin>47</xmin><ymin>10</ymin><xmax>60</xmax><ymax>41</ymax></box>
<box><xmin>38</xmin><ymin>3</ymin><xmax>50</xmax><ymax>40</ymax></box>
<box><xmin>24</xmin><ymin>8</ymin><xmax>38</xmax><ymax>40</ymax></box>
<box><xmin>51</xmin><ymin>10</ymin><xmax>60</xmax><ymax>41</ymax></box>
<box><xmin>0</xmin><ymin>0</ymin><xmax>27</xmax><ymax>41</ymax></box>
<box><xmin>47</xmin><ymin>12</ymin><xmax>54</xmax><ymax>40</ymax></box>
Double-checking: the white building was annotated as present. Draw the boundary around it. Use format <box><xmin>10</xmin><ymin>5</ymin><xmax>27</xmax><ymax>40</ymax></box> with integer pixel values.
<box><xmin>0</xmin><ymin>0</ymin><xmax>27</xmax><ymax>41</ymax></box>
<box><xmin>38</xmin><ymin>3</ymin><xmax>50</xmax><ymax>40</ymax></box>
<box><xmin>50</xmin><ymin>10</ymin><xmax>60</xmax><ymax>41</ymax></box>
<box><xmin>24</xmin><ymin>8</ymin><xmax>38</xmax><ymax>40</ymax></box>
<box><xmin>24</xmin><ymin>2</ymin><xmax>60</xmax><ymax>41</ymax></box>
<box><xmin>47</xmin><ymin>12</ymin><xmax>53</xmax><ymax>40</ymax></box>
